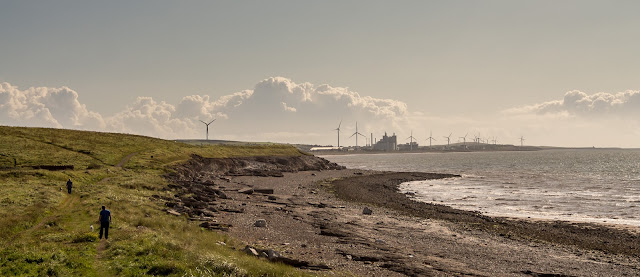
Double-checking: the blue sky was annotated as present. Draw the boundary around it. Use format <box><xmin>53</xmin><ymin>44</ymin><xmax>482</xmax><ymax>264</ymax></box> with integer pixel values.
<box><xmin>2</xmin><ymin>1</ymin><xmax>640</xmax><ymax>147</ymax></box>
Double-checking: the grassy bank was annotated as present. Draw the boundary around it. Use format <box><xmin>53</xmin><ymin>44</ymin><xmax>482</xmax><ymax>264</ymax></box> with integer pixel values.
<box><xmin>0</xmin><ymin>126</ymin><xmax>308</xmax><ymax>276</ymax></box>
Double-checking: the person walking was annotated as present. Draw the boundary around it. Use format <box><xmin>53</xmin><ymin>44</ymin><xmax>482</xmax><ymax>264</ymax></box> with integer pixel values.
<box><xmin>66</xmin><ymin>179</ymin><xmax>73</xmax><ymax>194</ymax></box>
<box><xmin>98</xmin><ymin>206</ymin><xmax>111</xmax><ymax>239</ymax></box>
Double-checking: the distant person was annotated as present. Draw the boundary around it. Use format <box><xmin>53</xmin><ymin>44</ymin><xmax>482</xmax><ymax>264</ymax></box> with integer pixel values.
<box><xmin>98</xmin><ymin>206</ymin><xmax>111</xmax><ymax>239</ymax></box>
<box><xmin>66</xmin><ymin>179</ymin><xmax>73</xmax><ymax>194</ymax></box>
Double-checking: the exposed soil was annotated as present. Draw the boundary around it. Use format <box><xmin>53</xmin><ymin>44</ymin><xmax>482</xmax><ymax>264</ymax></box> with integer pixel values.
<box><xmin>159</xmin><ymin>155</ymin><xmax>640</xmax><ymax>276</ymax></box>
<box><xmin>167</xmin><ymin>154</ymin><xmax>344</xmax><ymax>180</ymax></box>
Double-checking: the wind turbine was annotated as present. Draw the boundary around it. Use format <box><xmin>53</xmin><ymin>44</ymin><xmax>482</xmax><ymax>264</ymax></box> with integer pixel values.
<box><xmin>443</xmin><ymin>133</ymin><xmax>452</xmax><ymax>147</ymax></box>
<box><xmin>349</xmin><ymin>122</ymin><xmax>365</xmax><ymax>148</ymax></box>
<box><xmin>359</xmin><ymin>133</ymin><xmax>368</xmax><ymax>147</ymax></box>
<box><xmin>334</xmin><ymin>120</ymin><xmax>342</xmax><ymax>148</ymax></box>
<box><xmin>406</xmin><ymin>130</ymin><xmax>417</xmax><ymax>151</ymax></box>
<box><xmin>426</xmin><ymin>130</ymin><xmax>436</xmax><ymax>148</ymax></box>
<box><xmin>519</xmin><ymin>136</ymin><xmax>525</xmax><ymax>147</ymax></box>
<box><xmin>459</xmin><ymin>133</ymin><xmax>468</xmax><ymax>147</ymax></box>
<box><xmin>199</xmin><ymin>119</ymin><xmax>216</xmax><ymax>140</ymax></box>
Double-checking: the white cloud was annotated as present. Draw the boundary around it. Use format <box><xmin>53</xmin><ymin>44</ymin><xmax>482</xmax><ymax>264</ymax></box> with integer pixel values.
<box><xmin>4</xmin><ymin>79</ymin><xmax>639</xmax><ymax>147</ymax></box>
<box><xmin>281</xmin><ymin>102</ymin><xmax>297</xmax><ymax>112</ymax></box>
<box><xmin>506</xmin><ymin>89</ymin><xmax>640</xmax><ymax>116</ymax></box>
<box><xmin>0</xmin><ymin>82</ymin><xmax>104</xmax><ymax>129</ymax></box>
<box><xmin>0</xmin><ymin>78</ymin><xmax>413</xmax><ymax>144</ymax></box>
<box><xmin>106</xmin><ymin>97</ymin><xmax>198</xmax><ymax>139</ymax></box>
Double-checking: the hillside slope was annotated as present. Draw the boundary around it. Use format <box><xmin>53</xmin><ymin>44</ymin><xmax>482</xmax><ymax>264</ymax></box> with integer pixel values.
<box><xmin>0</xmin><ymin>126</ymin><xmax>311</xmax><ymax>276</ymax></box>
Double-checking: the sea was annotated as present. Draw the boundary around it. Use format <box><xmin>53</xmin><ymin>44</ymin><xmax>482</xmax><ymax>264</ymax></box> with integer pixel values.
<box><xmin>320</xmin><ymin>149</ymin><xmax>640</xmax><ymax>227</ymax></box>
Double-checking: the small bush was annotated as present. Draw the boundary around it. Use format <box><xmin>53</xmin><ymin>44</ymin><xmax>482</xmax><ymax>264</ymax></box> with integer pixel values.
<box><xmin>71</xmin><ymin>232</ymin><xmax>98</xmax><ymax>243</ymax></box>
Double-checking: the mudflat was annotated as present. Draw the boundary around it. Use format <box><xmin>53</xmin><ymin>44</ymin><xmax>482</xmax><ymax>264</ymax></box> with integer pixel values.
<box><xmin>164</xmin><ymin>156</ymin><xmax>640</xmax><ymax>276</ymax></box>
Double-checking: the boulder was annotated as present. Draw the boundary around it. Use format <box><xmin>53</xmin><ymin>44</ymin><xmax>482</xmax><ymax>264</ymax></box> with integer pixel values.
<box><xmin>267</xmin><ymin>249</ymin><xmax>281</xmax><ymax>260</ymax></box>
<box><xmin>244</xmin><ymin>246</ymin><xmax>259</xmax><ymax>256</ymax></box>
<box><xmin>254</xmin><ymin>219</ymin><xmax>267</xmax><ymax>227</ymax></box>
<box><xmin>363</xmin><ymin>207</ymin><xmax>373</xmax><ymax>215</ymax></box>
<box><xmin>239</xmin><ymin>188</ymin><xmax>254</xmax><ymax>195</ymax></box>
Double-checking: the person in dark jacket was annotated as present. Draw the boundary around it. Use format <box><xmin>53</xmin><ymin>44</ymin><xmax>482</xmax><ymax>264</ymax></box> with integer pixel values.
<box><xmin>98</xmin><ymin>206</ymin><xmax>111</xmax><ymax>239</ymax></box>
<box><xmin>66</xmin><ymin>179</ymin><xmax>73</xmax><ymax>194</ymax></box>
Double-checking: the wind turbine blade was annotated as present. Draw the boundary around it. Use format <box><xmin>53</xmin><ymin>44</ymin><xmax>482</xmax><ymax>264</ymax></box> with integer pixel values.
<box><xmin>199</xmin><ymin>120</ymin><xmax>207</xmax><ymax>124</ymax></box>
<box><xmin>338</xmin><ymin>119</ymin><xmax>342</xmax><ymax>129</ymax></box>
<box><xmin>208</xmin><ymin>119</ymin><xmax>216</xmax><ymax>125</ymax></box>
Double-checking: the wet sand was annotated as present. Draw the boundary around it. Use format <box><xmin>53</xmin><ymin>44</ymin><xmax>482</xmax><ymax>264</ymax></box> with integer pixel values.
<box><xmin>171</xmin><ymin>168</ymin><xmax>640</xmax><ymax>276</ymax></box>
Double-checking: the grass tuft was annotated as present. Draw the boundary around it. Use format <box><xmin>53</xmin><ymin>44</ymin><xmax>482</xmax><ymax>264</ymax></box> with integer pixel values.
<box><xmin>72</xmin><ymin>232</ymin><xmax>99</xmax><ymax>243</ymax></box>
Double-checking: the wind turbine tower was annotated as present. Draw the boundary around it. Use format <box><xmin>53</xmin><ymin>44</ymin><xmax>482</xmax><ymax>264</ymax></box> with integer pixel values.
<box><xmin>443</xmin><ymin>133</ymin><xmax>452</xmax><ymax>147</ymax></box>
<box><xmin>459</xmin><ymin>133</ymin><xmax>468</xmax><ymax>148</ymax></box>
<box><xmin>426</xmin><ymin>130</ymin><xmax>436</xmax><ymax>148</ymax></box>
<box><xmin>334</xmin><ymin>120</ymin><xmax>342</xmax><ymax>148</ymax></box>
<box><xmin>349</xmin><ymin>122</ymin><xmax>365</xmax><ymax>148</ymax></box>
<box><xmin>520</xmin><ymin>136</ymin><xmax>525</xmax><ymax>147</ymax></box>
<box><xmin>199</xmin><ymin>119</ymin><xmax>216</xmax><ymax>140</ymax></box>
<box><xmin>406</xmin><ymin>130</ymin><xmax>417</xmax><ymax>151</ymax></box>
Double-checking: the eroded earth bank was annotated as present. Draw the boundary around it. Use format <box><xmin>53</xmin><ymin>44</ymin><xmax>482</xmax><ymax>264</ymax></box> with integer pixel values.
<box><xmin>159</xmin><ymin>154</ymin><xmax>640</xmax><ymax>276</ymax></box>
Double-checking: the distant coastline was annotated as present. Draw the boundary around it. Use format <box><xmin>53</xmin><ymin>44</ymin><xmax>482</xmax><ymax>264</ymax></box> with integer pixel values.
<box><xmin>173</xmin><ymin>139</ymin><xmax>635</xmax><ymax>155</ymax></box>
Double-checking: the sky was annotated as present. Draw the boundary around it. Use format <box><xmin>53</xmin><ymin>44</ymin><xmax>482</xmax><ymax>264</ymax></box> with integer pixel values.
<box><xmin>2</xmin><ymin>1</ymin><xmax>640</xmax><ymax>147</ymax></box>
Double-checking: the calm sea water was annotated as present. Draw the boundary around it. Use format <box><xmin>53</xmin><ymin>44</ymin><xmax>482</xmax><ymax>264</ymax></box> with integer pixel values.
<box><xmin>321</xmin><ymin>149</ymin><xmax>640</xmax><ymax>226</ymax></box>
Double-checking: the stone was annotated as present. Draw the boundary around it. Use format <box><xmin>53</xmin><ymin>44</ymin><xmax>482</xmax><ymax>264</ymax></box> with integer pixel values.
<box><xmin>244</xmin><ymin>246</ymin><xmax>259</xmax><ymax>256</ymax></box>
<box><xmin>254</xmin><ymin>219</ymin><xmax>267</xmax><ymax>227</ymax></box>
<box><xmin>268</xmin><ymin>195</ymin><xmax>277</xmax><ymax>201</ymax></box>
<box><xmin>216</xmin><ymin>191</ymin><xmax>229</xmax><ymax>199</ymax></box>
<box><xmin>167</xmin><ymin>209</ymin><xmax>181</xmax><ymax>216</ymax></box>
<box><xmin>259</xmin><ymin>251</ymin><xmax>269</xmax><ymax>259</ymax></box>
<box><xmin>363</xmin><ymin>207</ymin><xmax>373</xmax><ymax>215</ymax></box>
<box><xmin>254</xmin><ymin>188</ymin><xmax>274</xmax><ymax>194</ymax></box>
<box><xmin>267</xmin><ymin>249</ymin><xmax>281</xmax><ymax>260</ymax></box>
<box><xmin>239</xmin><ymin>188</ymin><xmax>254</xmax><ymax>194</ymax></box>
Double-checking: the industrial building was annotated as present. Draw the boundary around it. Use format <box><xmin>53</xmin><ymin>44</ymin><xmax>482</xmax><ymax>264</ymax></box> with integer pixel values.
<box><xmin>373</xmin><ymin>132</ymin><xmax>398</xmax><ymax>151</ymax></box>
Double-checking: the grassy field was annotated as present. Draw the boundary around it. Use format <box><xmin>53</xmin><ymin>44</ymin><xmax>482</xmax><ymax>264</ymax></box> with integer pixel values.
<box><xmin>0</xmin><ymin>126</ymin><xmax>309</xmax><ymax>276</ymax></box>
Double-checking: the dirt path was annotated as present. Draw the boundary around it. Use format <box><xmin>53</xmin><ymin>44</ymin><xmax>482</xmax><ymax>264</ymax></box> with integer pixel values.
<box><xmin>15</xmin><ymin>193</ymin><xmax>79</xmax><ymax>240</ymax></box>
<box><xmin>15</xmin><ymin>150</ymin><xmax>134</xmax><ymax>236</ymax></box>
<box><xmin>115</xmin><ymin>152</ymin><xmax>138</xmax><ymax>168</ymax></box>
<box><xmin>96</xmin><ymin>239</ymin><xmax>107</xmax><ymax>258</ymax></box>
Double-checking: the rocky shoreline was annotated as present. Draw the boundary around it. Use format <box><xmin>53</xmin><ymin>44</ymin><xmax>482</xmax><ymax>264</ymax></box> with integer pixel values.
<box><xmin>158</xmin><ymin>155</ymin><xmax>640</xmax><ymax>276</ymax></box>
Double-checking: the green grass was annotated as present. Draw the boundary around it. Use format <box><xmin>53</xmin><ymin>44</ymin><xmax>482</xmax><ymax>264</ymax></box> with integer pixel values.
<box><xmin>0</xmin><ymin>126</ymin><xmax>309</xmax><ymax>276</ymax></box>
